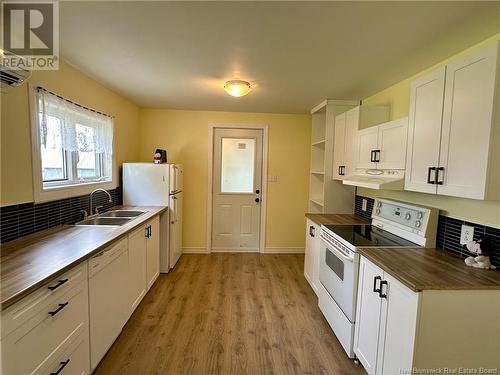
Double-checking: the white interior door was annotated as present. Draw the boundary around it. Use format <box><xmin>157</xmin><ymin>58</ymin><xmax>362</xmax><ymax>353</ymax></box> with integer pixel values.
<box><xmin>212</xmin><ymin>128</ymin><xmax>263</xmax><ymax>251</ymax></box>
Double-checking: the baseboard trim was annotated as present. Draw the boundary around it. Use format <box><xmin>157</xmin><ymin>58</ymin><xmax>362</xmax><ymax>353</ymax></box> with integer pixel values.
<box><xmin>182</xmin><ymin>247</ymin><xmax>305</xmax><ymax>254</ymax></box>
<box><xmin>211</xmin><ymin>248</ymin><xmax>260</xmax><ymax>253</ymax></box>
<box><xmin>182</xmin><ymin>247</ymin><xmax>209</xmax><ymax>254</ymax></box>
<box><xmin>264</xmin><ymin>247</ymin><xmax>305</xmax><ymax>254</ymax></box>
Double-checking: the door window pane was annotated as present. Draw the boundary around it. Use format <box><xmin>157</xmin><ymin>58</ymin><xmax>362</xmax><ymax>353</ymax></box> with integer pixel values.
<box><xmin>221</xmin><ymin>138</ymin><xmax>255</xmax><ymax>193</ymax></box>
<box><xmin>40</xmin><ymin>115</ymin><xmax>65</xmax><ymax>181</ymax></box>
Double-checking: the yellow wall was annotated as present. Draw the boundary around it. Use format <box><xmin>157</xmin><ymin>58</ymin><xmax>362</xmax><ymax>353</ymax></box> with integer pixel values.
<box><xmin>0</xmin><ymin>60</ymin><xmax>140</xmax><ymax>205</ymax></box>
<box><xmin>360</xmin><ymin>33</ymin><xmax>500</xmax><ymax>227</ymax></box>
<box><xmin>138</xmin><ymin>109</ymin><xmax>311</xmax><ymax>249</ymax></box>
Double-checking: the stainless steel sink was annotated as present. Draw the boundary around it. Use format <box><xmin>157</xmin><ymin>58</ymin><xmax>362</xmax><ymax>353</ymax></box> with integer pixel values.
<box><xmin>99</xmin><ymin>210</ymin><xmax>145</xmax><ymax>218</ymax></box>
<box><xmin>76</xmin><ymin>217</ymin><xmax>132</xmax><ymax>226</ymax></box>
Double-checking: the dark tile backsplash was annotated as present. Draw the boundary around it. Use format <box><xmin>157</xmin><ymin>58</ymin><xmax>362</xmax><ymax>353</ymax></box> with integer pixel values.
<box><xmin>0</xmin><ymin>187</ymin><xmax>122</xmax><ymax>243</ymax></box>
<box><xmin>355</xmin><ymin>195</ymin><xmax>500</xmax><ymax>268</ymax></box>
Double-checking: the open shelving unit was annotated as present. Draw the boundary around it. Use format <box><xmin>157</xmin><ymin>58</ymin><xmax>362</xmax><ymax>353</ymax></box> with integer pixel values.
<box><xmin>308</xmin><ymin>99</ymin><xmax>359</xmax><ymax>213</ymax></box>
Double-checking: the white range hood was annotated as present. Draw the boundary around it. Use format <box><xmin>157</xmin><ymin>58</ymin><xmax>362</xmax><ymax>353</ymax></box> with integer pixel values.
<box><xmin>342</xmin><ymin>170</ymin><xmax>405</xmax><ymax>190</ymax></box>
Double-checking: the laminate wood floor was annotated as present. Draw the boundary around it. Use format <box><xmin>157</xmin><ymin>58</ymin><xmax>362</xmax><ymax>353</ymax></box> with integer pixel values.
<box><xmin>94</xmin><ymin>253</ymin><xmax>366</xmax><ymax>375</ymax></box>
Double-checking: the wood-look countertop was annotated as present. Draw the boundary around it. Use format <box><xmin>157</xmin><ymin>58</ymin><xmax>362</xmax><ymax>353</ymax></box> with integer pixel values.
<box><xmin>0</xmin><ymin>205</ymin><xmax>167</xmax><ymax>310</ymax></box>
<box><xmin>305</xmin><ymin>213</ymin><xmax>370</xmax><ymax>226</ymax></box>
<box><xmin>357</xmin><ymin>247</ymin><xmax>500</xmax><ymax>292</ymax></box>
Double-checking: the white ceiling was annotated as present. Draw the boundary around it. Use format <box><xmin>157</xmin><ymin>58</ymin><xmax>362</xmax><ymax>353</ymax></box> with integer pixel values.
<box><xmin>60</xmin><ymin>1</ymin><xmax>500</xmax><ymax>114</ymax></box>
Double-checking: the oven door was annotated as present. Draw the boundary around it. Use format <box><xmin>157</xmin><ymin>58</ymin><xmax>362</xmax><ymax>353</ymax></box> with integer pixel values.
<box><xmin>319</xmin><ymin>237</ymin><xmax>359</xmax><ymax>323</ymax></box>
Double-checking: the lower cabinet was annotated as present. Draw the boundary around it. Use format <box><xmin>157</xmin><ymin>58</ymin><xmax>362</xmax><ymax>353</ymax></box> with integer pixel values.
<box><xmin>354</xmin><ymin>255</ymin><xmax>500</xmax><ymax>373</ymax></box>
<box><xmin>304</xmin><ymin>218</ymin><xmax>321</xmax><ymax>294</ymax></box>
<box><xmin>0</xmin><ymin>263</ymin><xmax>90</xmax><ymax>375</ymax></box>
<box><xmin>128</xmin><ymin>217</ymin><xmax>161</xmax><ymax>315</ymax></box>
<box><xmin>354</xmin><ymin>256</ymin><xmax>418</xmax><ymax>375</ymax></box>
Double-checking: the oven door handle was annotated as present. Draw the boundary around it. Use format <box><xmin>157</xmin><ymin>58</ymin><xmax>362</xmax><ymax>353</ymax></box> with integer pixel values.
<box><xmin>327</xmin><ymin>245</ymin><xmax>353</xmax><ymax>263</ymax></box>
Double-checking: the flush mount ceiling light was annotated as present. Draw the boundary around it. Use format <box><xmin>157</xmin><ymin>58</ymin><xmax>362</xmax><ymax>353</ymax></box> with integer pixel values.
<box><xmin>224</xmin><ymin>80</ymin><xmax>252</xmax><ymax>97</ymax></box>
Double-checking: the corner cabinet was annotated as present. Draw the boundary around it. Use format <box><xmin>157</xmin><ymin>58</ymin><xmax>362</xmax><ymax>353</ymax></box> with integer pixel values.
<box><xmin>405</xmin><ymin>41</ymin><xmax>500</xmax><ymax>200</ymax></box>
<box><xmin>354</xmin><ymin>255</ymin><xmax>500</xmax><ymax>374</ymax></box>
<box><xmin>304</xmin><ymin>218</ymin><xmax>321</xmax><ymax>294</ymax></box>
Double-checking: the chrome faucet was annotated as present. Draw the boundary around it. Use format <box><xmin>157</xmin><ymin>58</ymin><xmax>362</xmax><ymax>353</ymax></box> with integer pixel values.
<box><xmin>89</xmin><ymin>188</ymin><xmax>113</xmax><ymax>217</ymax></box>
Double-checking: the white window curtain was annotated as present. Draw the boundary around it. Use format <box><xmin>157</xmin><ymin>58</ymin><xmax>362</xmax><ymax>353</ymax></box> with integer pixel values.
<box><xmin>37</xmin><ymin>88</ymin><xmax>113</xmax><ymax>158</ymax></box>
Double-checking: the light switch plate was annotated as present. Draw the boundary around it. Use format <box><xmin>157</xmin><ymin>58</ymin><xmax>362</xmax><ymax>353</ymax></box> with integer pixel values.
<box><xmin>267</xmin><ymin>176</ymin><xmax>278</xmax><ymax>182</ymax></box>
<box><xmin>362</xmin><ymin>199</ymin><xmax>368</xmax><ymax>212</ymax></box>
<box><xmin>460</xmin><ymin>224</ymin><xmax>474</xmax><ymax>245</ymax></box>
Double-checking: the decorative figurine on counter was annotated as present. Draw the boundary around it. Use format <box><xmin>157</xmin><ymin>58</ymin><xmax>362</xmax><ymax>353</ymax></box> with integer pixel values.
<box><xmin>153</xmin><ymin>149</ymin><xmax>167</xmax><ymax>164</ymax></box>
<box><xmin>464</xmin><ymin>237</ymin><xmax>496</xmax><ymax>270</ymax></box>
<box><xmin>154</xmin><ymin>152</ymin><xmax>162</xmax><ymax>164</ymax></box>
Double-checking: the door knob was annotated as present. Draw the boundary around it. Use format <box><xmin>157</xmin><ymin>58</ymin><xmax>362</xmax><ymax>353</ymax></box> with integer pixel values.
<box><xmin>255</xmin><ymin>198</ymin><xmax>260</xmax><ymax>203</ymax></box>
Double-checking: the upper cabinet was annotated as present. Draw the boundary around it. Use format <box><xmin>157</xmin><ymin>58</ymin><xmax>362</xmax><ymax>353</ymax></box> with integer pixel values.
<box><xmin>355</xmin><ymin>117</ymin><xmax>408</xmax><ymax>170</ymax></box>
<box><xmin>405</xmin><ymin>41</ymin><xmax>500</xmax><ymax>200</ymax></box>
<box><xmin>333</xmin><ymin>106</ymin><xmax>390</xmax><ymax>179</ymax></box>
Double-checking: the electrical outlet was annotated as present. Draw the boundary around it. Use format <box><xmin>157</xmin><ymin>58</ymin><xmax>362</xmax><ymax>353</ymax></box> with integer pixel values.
<box><xmin>460</xmin><ymin>224</ymin><xmax>474</xmax><ymax>245</ymax></box>
<box><xmin>362</xmin><ymin>199</ymin><xmax>368</xmax><ymax>212</ymax></box>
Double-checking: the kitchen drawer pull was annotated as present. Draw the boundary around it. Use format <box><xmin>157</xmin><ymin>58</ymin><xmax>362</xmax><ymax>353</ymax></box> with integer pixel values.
<box><xmin>48</xmin><ymin>302</ymin><xmax>69</xmax><ymax>317</ymax></box>
<box><xmin>47</xmin><ymin>278</ymin><xmax>69</xmax><ymax>291</ymax></box>
<box><xmin>373</xmin><ymin>276</ymin><xmax>382</xmax><ymax>293</ymax></box>
<box><xmin>50</xmin><ymin>359</ymin><xmax>70</xmax><ymax>375</ymax></box>
<box><xmin>436</xmin><ymin>167</ymin><xmax>444</xmax><ymax>185</ymax></box>
<box><xmin>309</xmin><ymin>226</ymin><xmax>315</xmax><ymax>237</ymax></box>
<box><xmin>427</xmin><ymin>167</ymin><xmax>436</xmax><ymax>184</ymax></box>
<box><xmin>379</xmin><ymin>280</ymin><xmax>388</xmax><ymax>298</ymax></box>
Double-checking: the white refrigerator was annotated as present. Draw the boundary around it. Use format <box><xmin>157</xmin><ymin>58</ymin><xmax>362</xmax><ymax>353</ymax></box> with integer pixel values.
<box><xmin>122</xmin><ymin>162</ymin><xmax>183</xmax><ymax>272</ymax></box>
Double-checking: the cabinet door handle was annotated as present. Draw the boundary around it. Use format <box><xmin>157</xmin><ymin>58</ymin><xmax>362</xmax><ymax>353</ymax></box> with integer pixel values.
<box><xmin>309</xmin><ymin>226</ymin><xmax>315</xmax><ymax>237</ymax></box>
<box><xmin>48</xmin><ymin>302</ymin><xmax>69</xmax><ymax>317</ymax></box>
<box><xmin>435</xmin><ymin>167</ymin><xmax>444</xmax><ymax>185</ymax></box>
<box><xmin>379</xmin><ymin>280</ymin><xmax>388</xmax><ymax>298</ymax></box>
<box><xmin>341</xmin><ymin>166</ymin><xmax>346</xmax><ymax>175</ymax></box>
<box><xmin>338</xmin><ymin>166</ymin><xmax>341</xmax><ymax>175</ymax></box>
<box><xmin>47</xmin><ymin>278</ymin><xmax>69</xmax><ymax>291</ymax></box>
<box><xmin>427</xmin><ymin>167</ymin><xmax>436</xmax><ymax>184</ymax></box>
<box><xmin>370</xmin><ymin>150</ymin><xmax>376</xmax><ymax>162</ymax></box>
<box><xmin>149</xmin><ymin>225</ymin><xmax>152</xmax><ymax>237</ymax></box>
<box><xmin>50</xmin><ymin>359</ymin><xmax>70</xmax><ymax>375</ymax></box>
<box><xmin>373</xmin><ymin>276</ymin><xmax>382</xmax><ymax>293</ymax></box>
<box><xmin>374</xmin><ymin>150</ymin><xmax>381</xmax><ymax>163</ymax></box>
<box><xmin>145</xmin><ymin>226</ymin><xmax>149</xmax><ymax>238</ymax></box>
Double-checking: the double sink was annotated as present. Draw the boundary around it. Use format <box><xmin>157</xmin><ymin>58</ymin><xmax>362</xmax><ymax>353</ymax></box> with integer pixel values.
<box><xmin>76</xmin><ymin>210</ymin><xmax>145</xmax><ymax>226</ymax></box>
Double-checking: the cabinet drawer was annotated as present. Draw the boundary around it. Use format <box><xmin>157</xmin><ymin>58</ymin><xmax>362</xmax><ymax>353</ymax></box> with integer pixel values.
<box><xmin>1</xmin><ymin>270</ymin><xmax>89</xmax><ymax>375</ymax></box>
<box><xmin>39</xmin><ymin>327</ymin><xmax>90</xmax><ymax>375</ymax></box>
<box><xmin>1</xmin><ymin>263</ymin><xmax>87</xmax><ymax>339</ymax></box>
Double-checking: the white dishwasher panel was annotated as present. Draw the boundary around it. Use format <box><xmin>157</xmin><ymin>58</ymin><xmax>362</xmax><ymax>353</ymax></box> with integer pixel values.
<box><xmin>88</xmin><ymin>239</ymin><xmax>128</xmax><ymax>370</ymax></box>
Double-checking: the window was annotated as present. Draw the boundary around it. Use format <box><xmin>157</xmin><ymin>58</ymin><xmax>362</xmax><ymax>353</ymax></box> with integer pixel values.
<box><xmin>31</xmin><ymin>86</ymin><xmax>115</xmax><ymax>201</ymax></box>
<box><xmin>220</xmin><ymin>138</ymin><xmax>255</xmax><ymax>193</ymax></box>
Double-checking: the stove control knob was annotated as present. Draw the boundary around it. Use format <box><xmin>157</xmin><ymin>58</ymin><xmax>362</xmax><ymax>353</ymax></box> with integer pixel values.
<box><xmin>416</xmin><ymin>212</ymin><xmax>423</xmax><ymax>219</ymax></box>
<box><xmin>405</xmin><ymin>213</ymin><xmax>411</xmax><ymax>220</ymax></box>
<box><xmin>415</xmin><ymin>220</ymin><xmax>422</xmax><ymax>228</ymax></box>
<box><xmin>377</xmin><ymin>202</ymin><xmax>382</xmax><ymax>208</ymax></box>
<box><xmin>375</xmin><ymin>208</ymin><xmax>381</xmax><ymax>215</ymax></box>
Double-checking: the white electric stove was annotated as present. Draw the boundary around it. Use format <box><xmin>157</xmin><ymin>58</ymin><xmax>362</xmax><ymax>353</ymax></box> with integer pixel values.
<box><xmin>318</xmin><ymin>198</ymin><xmax>438</xmax><ymax>358</ymax></box>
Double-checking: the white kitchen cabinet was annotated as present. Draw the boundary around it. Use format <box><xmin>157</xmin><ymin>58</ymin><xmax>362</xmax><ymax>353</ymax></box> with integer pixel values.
<box><xmin>128</xmin><ymin>224</ymin><xmax>148</xmax><ymax>314</ymax></box>
<box><xmin>405</xmin><ymin>67</ymin><xmax>446</xmax><ymax>194</ymax></box>
<box><xmin>146</xmin><ymin>216</ymin><xmax>160</xmax><ymax>290</ymax></box>
<box><xmin>333</xmin><ymin>109</ymin><xmax>361</xmax><ymax>180</ymax></box>
<box><xmin>355</xmin><ymin>256</ymin><xmax>420</xmax><ymax>375</ymax></box>
<box><xmin>333</xmin><ymin>112</ymin><xmax>347</xmax><ymax>179</ymax></box>
<box><xmin>356</xmin><ymin>126</ymin><xmax>380</xmax><ymax>169</ymax></box>
<box><xmin>353</xmin><ymin>256</ymin><xmax>385</xmax><ymax>373</ymax></box>
<box><xmin>304</xmin><ymin>218</ymin><xmax>321</xmax><ymax>294</ymax></box>
<box><xmin>0</xmin><ymin>263</ymin><xmax>90</xmax><ymax>375</ymax></box>
<box><xmin>405</xmin><ymin>41</ymin><xmax>500</xmax><ymax>200</ymax></box>
<box><xmin>354</xmin><ymin>255</ymin><xmax>500</xmax><ymax>373</ymax></box>
<box><xmin>355</xmin><ymin>117</ymin><xmax>408</xmax><ymax>170</ymax></box>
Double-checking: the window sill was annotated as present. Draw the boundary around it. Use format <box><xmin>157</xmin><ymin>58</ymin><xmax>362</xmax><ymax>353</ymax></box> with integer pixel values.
<box><xmin>34</xmin><ymin>179</ymin><xmax>116</xmax><ymax>203</ymax></box>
